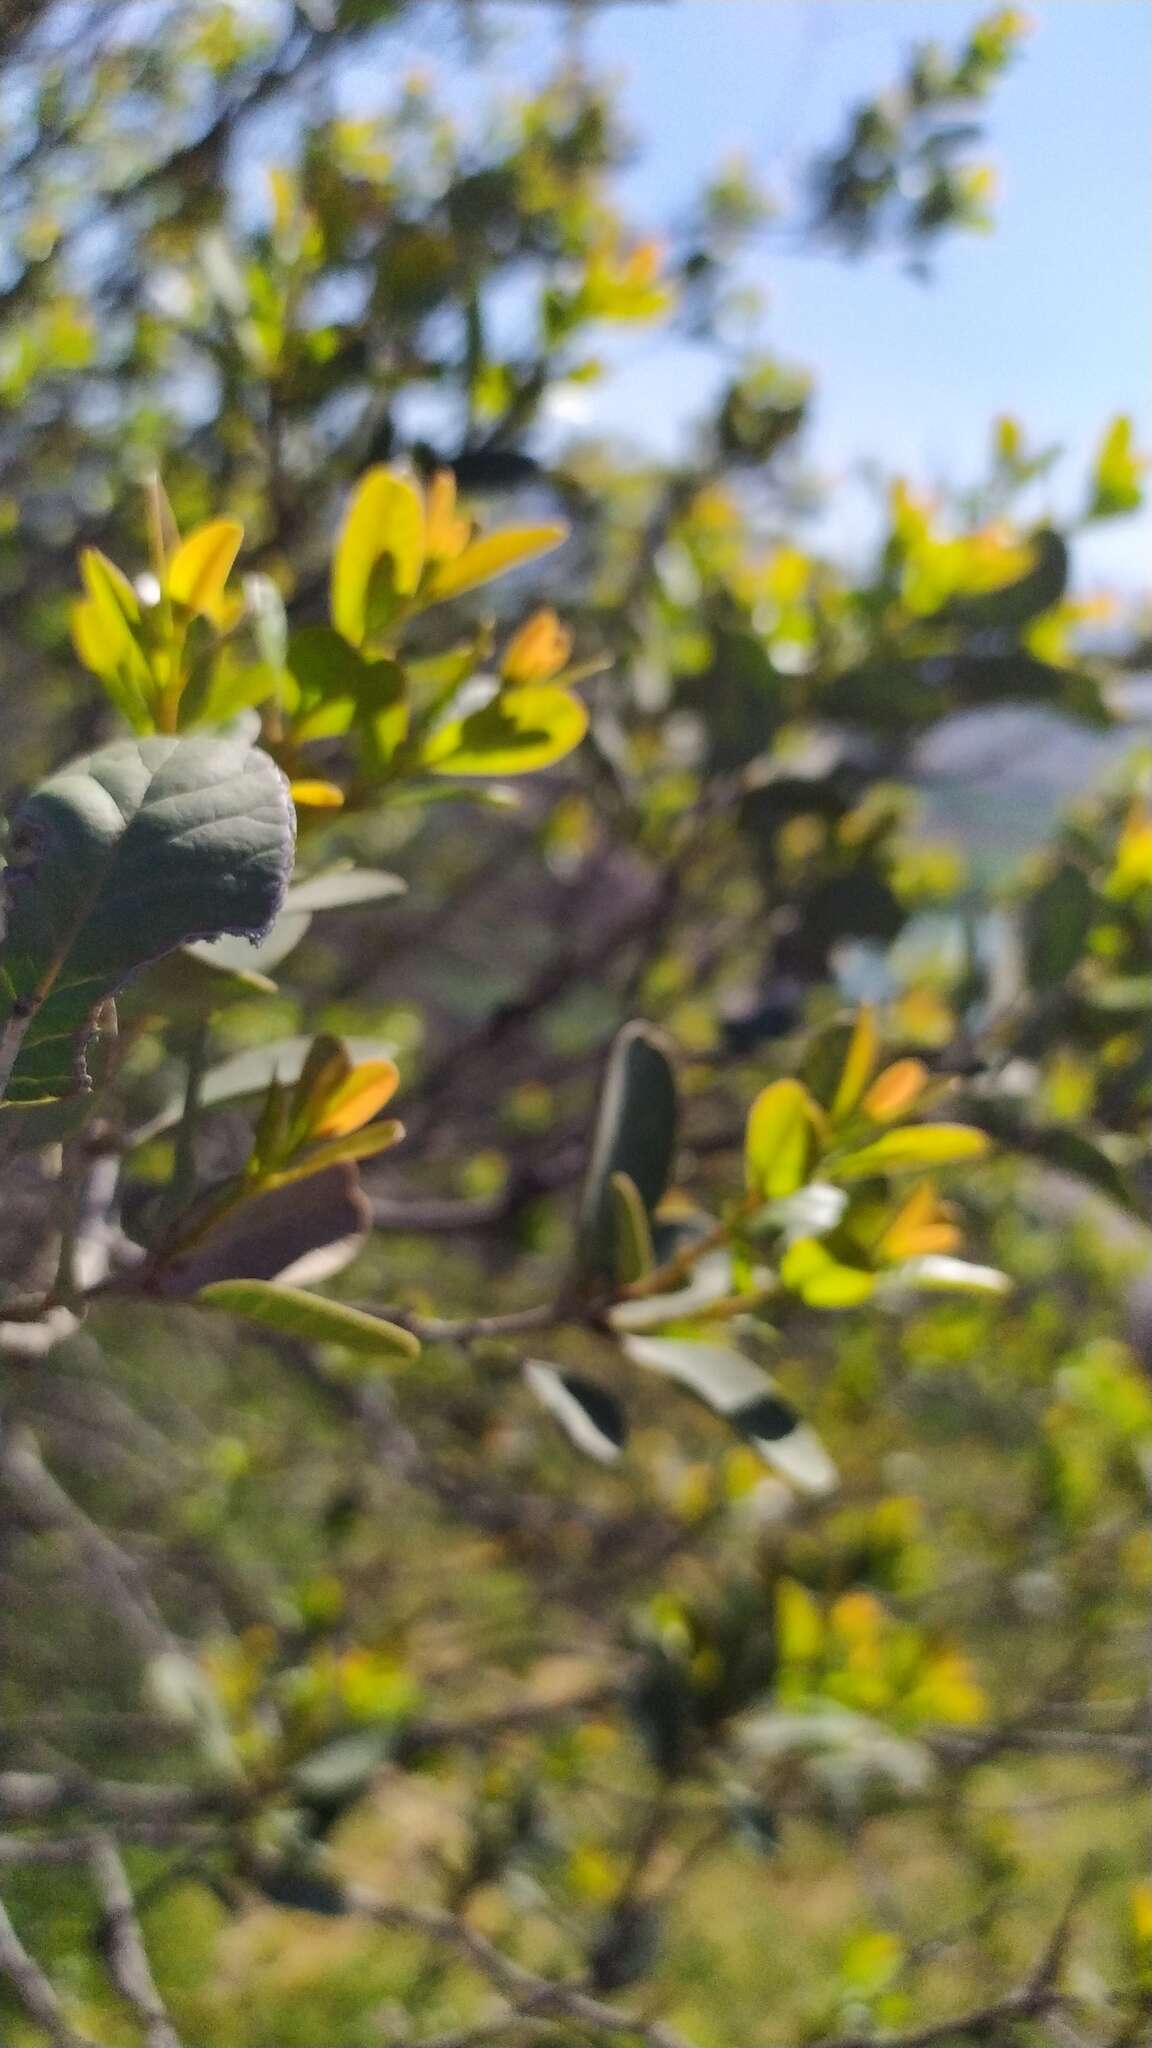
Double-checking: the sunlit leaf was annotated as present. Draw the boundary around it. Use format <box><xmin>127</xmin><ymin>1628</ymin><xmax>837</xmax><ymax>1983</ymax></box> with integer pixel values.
<box><xmin>311</xmin><ymin>1060</ymin><xmax>400</xmax><ymax>1138</ymax></box>
<box><xmin>780</xmin><ymin>1237</ymin><xmax>876</xmax><ymax>1308</ymax></box>
<box><xmin>1087</xmin><ymin>414</ymin><xmax>1146</xmax><ymax>520</ymax></box>
<box><xmin>167</xmin><ymin>518</ymin><xmax>243</xmax><ymax>618</ymax></box>
<box><xmin>291</xmin><ymin>779</ymin><xmax>345</xmax><ymax>809</ymax></box>
<box><xmin>332</xmin><ymin>468</ymin><xmax>425</xmax><ymax>644</ymax></box>
<box><xmin>860</xmin><ymin>1058</ymin><xmax>930</xmax><ymax>1123</ymax></box>
<box><xmin>423</xmin><ymin>684</ymin><xmax>586</xmax><ymax>775</ymax></box>
<box><xmin>502</xmin><ymin>608</ymin><xmax>573</xmax><ymax>686</ymax></box>
<box><xmin>830</xmin><ymin>1005</ymin><xmax>879</xmax><ymax>1120</ymax></box>
<box><xmin>834</xmin><ymin>1124</ymin><xmax>989</xmax><ymax>1178</ymax></box>
<box><xmin>424</xmin><ymin>524</ymin><xmax>567</xmax><ymax>604</ymax></box>
<box><xmin>745</xmin><ymin>1079</ymin><xmax>821</xmax><ymax>1200</ymax></box>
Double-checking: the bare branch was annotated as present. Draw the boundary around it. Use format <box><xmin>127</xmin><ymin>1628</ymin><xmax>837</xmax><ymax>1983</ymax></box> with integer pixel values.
<box><xmin>343</xmin><ymin>1883</ymin><xmax>696</xmax><ymax>2048</ymax></box>
<box><xmin>0</xmin><ymin>1883</ymin><xmax>98</xmax><ymax>2048</ymax></box>
<box><xmin>88</xmin><ymin>1832</ymin><xmax>185</xmax><ymax>2048</ymax></box>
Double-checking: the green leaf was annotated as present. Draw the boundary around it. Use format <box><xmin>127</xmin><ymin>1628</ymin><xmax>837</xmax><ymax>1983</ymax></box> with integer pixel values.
<box><xmin>779</xmin><ymin>1237</ymin><xmax>876</xmax><ymax>1308</ymax></box>
<box><xmin>129</xmin><ymin>1035</ymin><xmax>397</xmax><ymax>1146</ymax></box>
<box><xmin>197</xmin><ymin>1280</ymin><xmax>419</xmax><ymax>1359</ymax></box>
<box><xmin>1087</xmin><ymin>415</ymin><xmax>1146</xmax><ymax>520</ymax></box>
<box><xmin>745</xmin><ymin>1079</ymin><xmax>821</xmax><ymax>1200</ymax></box>
<box><xmin>424</xmin><ymin>525</ymin><xmax>567</xmax><ymax>603</ymax></box>
<box><xmin>934</xmin><ymin>527</ymin><xmax>1068</xmax><ymax>631</ymax></box>
<box><xmin>578</xmin><ymin>1023</ymin><xmax>678</xmax><ymax>1288</ymax></box>
<box><xmin>960</xmin><ymin>1098</ymin><xmax>1140</xmax><ymax>1214</ymax></box>
<box><xmin>609</xmin><ymin>1170</ymin><xmax>655</xmax><ymax>1283</ymax></box>
<box><xmin>423</xmin><ymin>684</ymin><xmax>587</xmax><ymax>776</ymax></box>
<box><xmin>1023</xmin><ymin>863</ymin><xmax>1095</xmax><ymax>988</ymax></box>
<box><xmin>832</xmin><ymin>1125</ymin><xmax>990</xmax><ymax>1179</ymax></box>
<box><xmin>0</xmin><ymin>736</ymin><xmax>294</xmax><ymax>1106</ymax></box>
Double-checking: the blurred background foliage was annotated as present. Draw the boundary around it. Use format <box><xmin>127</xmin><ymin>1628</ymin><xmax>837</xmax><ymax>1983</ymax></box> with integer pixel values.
<box><xmin>2</xmin><ymin>2</ymin><xmax>1152</xmax><ymax>2044</ymax></box>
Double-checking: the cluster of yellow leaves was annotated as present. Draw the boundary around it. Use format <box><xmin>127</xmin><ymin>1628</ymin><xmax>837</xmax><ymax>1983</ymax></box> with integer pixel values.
<box><xmin>777</xmin><ymin>1579</ymin><xmax>987</xmax><ymax>1726</ymax></box>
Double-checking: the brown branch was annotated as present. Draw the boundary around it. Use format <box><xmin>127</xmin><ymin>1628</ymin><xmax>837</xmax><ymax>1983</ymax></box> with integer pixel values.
<box><xmin>342</xmin><ymin>1883</ymin><xmax>696</xmax><ymax>2048</ymax></box>
<box><xmin>0</xmin><ymin>1771</ymin><xmax>230</xmax><ymax>1825</ymax></box>
<box><xmin>88</xmin><ymin>1831</ymin><xmax>185</xmax><ymax>2048</ymax></box>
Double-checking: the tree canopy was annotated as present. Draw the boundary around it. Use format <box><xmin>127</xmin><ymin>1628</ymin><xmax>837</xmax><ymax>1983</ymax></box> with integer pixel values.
<box><xmin>1</xmin><ymin>6</ymin><xmax>1151</xmax><ymax>2046</ymax></box>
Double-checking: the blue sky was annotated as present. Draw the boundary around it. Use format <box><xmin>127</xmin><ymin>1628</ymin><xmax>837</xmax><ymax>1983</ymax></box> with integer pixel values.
<box><xmin>471</xmin><ymin>0</ymin><xmax>1151</xmax><ymax>593</ymax></box>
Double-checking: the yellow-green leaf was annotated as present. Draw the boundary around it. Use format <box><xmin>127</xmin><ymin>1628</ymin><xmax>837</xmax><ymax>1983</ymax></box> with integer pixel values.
<box><xmin>311</xmin><ymin>1060</ymin><xmax>400</xmax><ymax>1139</ymax></box>
<box><xmin>167</xmin><ymin>519</ymin><xmax>244</xmax><ymax>618</ymax></box>
<box><xmin>780</xmin><ymin>1238</ymin><xmax>876</xmax><ymax>1309</ymax></box>
<box><xmin>745</xmin><ymin>1079</ymin><xmax>821</xmax><ymax>1200</ymax></box>
<box><xmin>424</xmin><ymin>684</ymin><xmax>587</xmax><ymax>776</ymax></box>
<box><xmin>830</xmin><ymin>1005</ymin><xmax>878</xmax><ymax>1120</ymax></box>
<box><xmin>270</xmin><ymin>1119</ymin><xmax>405</xmax><ymax>1186</ymax></box>
<box><xmin>424</xmin><ymin>524</ymin><xmax>567</xmax><ymax>604</ymax></box>
<box><xmin>332</xmin><ymin>468</ymin><xmax>425</xmax><ymax>644</ymax></box>
<box><xmin>198</xmin><ymin>1280</ymin><xmax>418</xmax><ymax>1358</ymax></box>
<box><xmin>834</xmin><ymin>1125</ymin><xmax>990</xmax><ymax>1179</ymax></box>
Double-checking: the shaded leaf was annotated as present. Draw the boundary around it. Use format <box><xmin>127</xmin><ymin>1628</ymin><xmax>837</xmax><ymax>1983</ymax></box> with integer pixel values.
<box><xmin>158</xmin><ymin>1163</ymin><xmax>370</xmax><ymax>1293</ymax></box>
<box><xmin>578</xmin><ymin>1023</ymin><xmax>678</xmax><ymax>1288</ymax></box>
<box><xmin>423</xmin><ymin>684</ymin><xmax>586</xmax><ymax>776</ymax></box>
<box><xmin>197</xmin><ymin>1280</ymin><xmax>419</xmax><ymax>1359</ymax></box>
<box><xmin>524</xmin><ymin>1361</ymin><xmax>628</xmax><ymax>1463</ymax></box>
<box><xmin>0</xmin><ymin>736</ymin><xmax>293</xmax><ymax>1105</ymax></box>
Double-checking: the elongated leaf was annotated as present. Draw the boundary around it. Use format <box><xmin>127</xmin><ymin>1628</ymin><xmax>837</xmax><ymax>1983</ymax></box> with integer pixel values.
<box><xmin>167</xmin><ymin>519</ymin><xmax>243</xmax><ymax>617</ymax></box>
<box><xmin>831</xmin><ymin>1006</ymin><xmax>878</xmax><ymax>1120</ymax></box>
<box><xmin>423</xmin><ymin>684</ymin><xmax>587</xmax><ymax>776</ymax></box>
<box><xmin>961</xmin><ymin>1098</ymin><xmax>1140</xmax><ymax>1214</ymax></box>
<box><xmin>524</xmin><ymin>1361</ymin><xmax>627</xmax><ymax>1464</ymax></box>
<box><xmin>0</xmin><ymin>736</ymin><xmax>294</xmax><ymax>1105</ymax></box>
<box><xmin>424</xmin><ymin>524</ymin><xmax>567</xmax><ymax>603</ymax></box>
<box><xmin>270</xmin><ymin>1119</ymin><xmax>404</xmax><ymax>1187</ymax></box>
<box><xmin>332</xmin><ymin>469</ymin><xmax>425</xmax><ymax>644</ymax></box>
<box><xmin>745</xmin><ymin>1079</ymin><xmax>821</xmax><ymax>1200</ymax></box>
<box><xmin>1023</xmin><ymin>863</ymin><xmax>1095</xmax><ymax>989</ymax></box>
<box><xmin>311</xmin><ymin>1061</ymin><xmax>399</xmax><ymax>1139</ymax></box>
<box><xmin>860</xmin><ymin>1059</ymin><xmax>929</xmax><ymax>1123</ymax></box>
<box><xmin>578</xmin><ymin>1023</ymin><xmax>678</xmax><ymax>1288</ymax></box>
<box><xmin>197</xmin><ymin>1280</ymin><xmax>419</xmax><ymax>1359</ymax></box>
<box><xmin>621</xmin><ymin>1334</ymin><xmax>837</xmax><ymax>1494</ymax></box>
<box><xmin>129</xmin><ymin>1035</ymin><xmax>397</xmax><ymax>1146</ymax></box>
<box><xmin>609</xmin><ymin>1170</ymin><xmax>655</xmax><ymax>1283</ymax></box>
<box><xmin>833</xmin><ymin>1124</ymin><xmax>989</xmax><ymax>1179</ymax></box>
<box><xmin>285</xmin><ymin>869</ymin><xmax>406</xmax><ymax>913</ymax></box>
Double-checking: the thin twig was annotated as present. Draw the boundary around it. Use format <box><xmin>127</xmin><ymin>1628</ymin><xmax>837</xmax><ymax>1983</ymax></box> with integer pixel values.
<box><xmin>88</xmin><ymin>1831</ymin><xmax>185</xmax><ymax>2048</ymax></box>
<box><xmin>343</xmin><ymin>1884</ymin><xmax>696</xmax><ymax>2048</ymax></box>
<box><xmin>0</xmin><ymin>1883</ymin><xmax>99</xmax><ymax>2048</ymax></box>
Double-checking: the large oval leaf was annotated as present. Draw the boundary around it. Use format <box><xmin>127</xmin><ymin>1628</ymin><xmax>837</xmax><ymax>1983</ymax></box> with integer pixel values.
<box><xmin>0</xmin><ymin>736</ymin><xmax>294</xmax><ymax>1105</ymax></box>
